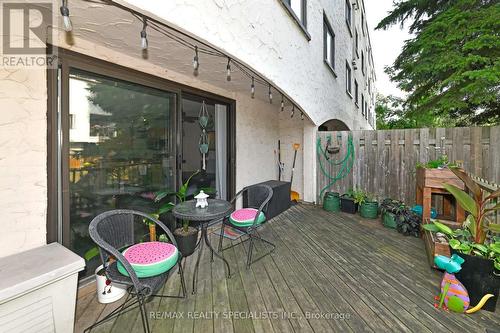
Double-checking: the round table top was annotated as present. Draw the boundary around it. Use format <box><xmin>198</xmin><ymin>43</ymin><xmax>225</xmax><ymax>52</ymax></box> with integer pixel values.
<box><xmin>172</xmin><ymin>199</ymin><xmax>233</xmax><ymax>222</ymax></box>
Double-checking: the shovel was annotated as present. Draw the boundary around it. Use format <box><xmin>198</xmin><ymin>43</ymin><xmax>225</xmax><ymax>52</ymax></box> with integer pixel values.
<box><xmin>290</xmin><ymin>143</ymin><xmax>300</xmax><ymax>202</ymax></box>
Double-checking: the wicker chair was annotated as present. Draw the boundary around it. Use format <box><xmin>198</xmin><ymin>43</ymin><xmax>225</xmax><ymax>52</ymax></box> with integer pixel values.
<box><xmin>86</xmin><ymin>210</ymin><xmax>186</xmax><ymax>333</ymax></box>
<box><xmin>217</xmin><ymin>184</ymin><xmax>274</xmax><ymax>268</ymax></box>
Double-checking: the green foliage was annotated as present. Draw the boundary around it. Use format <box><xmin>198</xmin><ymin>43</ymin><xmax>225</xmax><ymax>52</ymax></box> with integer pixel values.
<box><xmin>377</xmin><ymin>0</ymin><xmax>500</xmax><ymax>126</ymax></box>
<box><xmin>422</xmin><ymin>168</ymin><xmax>500</xmax><ymax>267</ymax></box>
<box><xmin>152</xmin><ymin>170</ymin><xmax>216</xmax><ymax>232</ymax></box>
<box><xmin>345</xmin><ymin>188</ymin><xmax>377</xmax><ymax>205</ymax></box>
<box><xmin>415</xmin><ymin>156</ymin><xmax>454</xmax><ymax>169</ymax></box>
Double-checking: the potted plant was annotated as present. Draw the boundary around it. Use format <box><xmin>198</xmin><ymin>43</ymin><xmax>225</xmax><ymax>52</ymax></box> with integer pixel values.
<box><xmin>83</xmin><ymin>248</ymin><xmax>127</xmax><ymax>304</ymax></box>
<box><xmin>340</xmin><ymin>189</ymin><xmax>358</xmax><ymax>214</ymax></box>
<box><xmin>154</xmin><ymin>170</ymin><xmax>216</xmax><ymax>257</ymax></box>
<box><xmin>358</xmin><ymin>192</ymin><xmax>379</xmax><ymax>219</ymax></box>
<box><xmin>423</xmin><ymin>167</ymin><xmax>500</xmax><ymax>312</ymax></box>
<box><xmin>380</xmin><ymin>198</ymin><xmax>403</xmax><ymax>228</ymax></box>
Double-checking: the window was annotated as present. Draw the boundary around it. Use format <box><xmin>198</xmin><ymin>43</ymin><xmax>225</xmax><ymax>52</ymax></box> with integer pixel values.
<box><xmin>365</xmin><ymin>101</ymin><xmax>368</xmax><ymax>119</ymax></box>
<box><xmin>345</xmin><ymin>0</ymin><xmax>352</xmax><ymax>31</ymax></box>
<box><xmin>361</xmin><ymin>12</ymin><xmax>365</xmax><ymax>35</ymax></box>
<box><xmin>355</xmin><ymin>29</ymin><xmax>359</xmax><ymax>57</ymax></box>
<box><xmin>345</xmin><ymin>61</ymin><xmax>352</xmax><ymax>96</ymax></box>
<box><xmin>361</xmin><ymin>51</ymin><xmax>365</xmax><ymax>75</ymax></box>
<box><xmin>69</xmin><ymin>114</ymin><xmax>75</xmax><ymax>129</ymax></box>
<box><xmin>323</xmin><ymin>16</ymin><xmax>335</xmax><ymax>71</ymax></box>
<box><xmin>361</xmin><ymin>94</ymin><xmax>365</xmax><ymax>116</ymax></box>
<box><xmin>354</xmin><ymin>79</ymin><xmax>359</xmax><ymax>106</ymax></box>
<box><xmin>282</xmin><ymin>0</ymin><xmax>308</xmax><ymax>36</ymax></box>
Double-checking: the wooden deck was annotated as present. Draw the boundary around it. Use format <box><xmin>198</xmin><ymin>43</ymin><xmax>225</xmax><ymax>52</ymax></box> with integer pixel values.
<box><xmin>75</xmin><ymin>204</ymin><xmax>500</xmax><ymax>333</ymax></box>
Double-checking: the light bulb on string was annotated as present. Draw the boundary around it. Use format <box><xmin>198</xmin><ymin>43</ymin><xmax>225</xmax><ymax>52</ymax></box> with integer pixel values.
<box><xmin>140</xmin><ymin>18</ymin><xmax>148</xmax><ymax>50</ymax></box>
<box><xmin>251</xmin><ymin>77</ymin><xmax>255</xmax><ymax>98</ymax></box>
<box><xmin>60</xmin><ymin>0</ymin><xmax>72</xmax><ymax>32</ymax></box>
<box><xmin>291</xmin><ymin>105</ymin><xmax>295</xmax><ymax>118</ymax></box>
<box><xmin>301</xmin><ymin>111</ymin><xmax>304</xmax><ymax>120</ymax></box>
<box><xmin>193</xmin><ymin>46</ymin><xmax>199</xmax><ymax>72</ymax></box>
<box><xmin>268</xmin><ymin>84</ymin><xmax>273</xmax><ymax>103</ymax></box>
<box><xmin>280</xmin><ymin>95</ymin><xmax>284</xmax><ymax>112</ymax></box>
<box><xmin>226</xmin><ymin>58</ymin><xmax>231</xmax><ymax>81</ymax></box>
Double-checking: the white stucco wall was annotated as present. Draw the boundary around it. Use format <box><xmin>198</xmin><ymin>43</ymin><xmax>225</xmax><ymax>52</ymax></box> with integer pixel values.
<box><xmin>0</xmin><ymin>67</ymin><xmax>47</xmax><ymax>257</ymax></box>
<box><xmin>120</xmin><ymin>0</ymin><xmax>376</xmax><ymax>129</ymax></box>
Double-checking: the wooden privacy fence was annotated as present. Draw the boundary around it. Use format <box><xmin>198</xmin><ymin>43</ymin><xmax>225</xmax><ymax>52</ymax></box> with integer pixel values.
<box><xmin>316</xmin><ymin>126</ymin><xmax>500</xmax><ymax>210</ymax></box>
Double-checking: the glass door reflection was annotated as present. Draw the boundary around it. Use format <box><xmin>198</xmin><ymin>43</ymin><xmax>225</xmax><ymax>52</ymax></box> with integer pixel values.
<box><xmin>68</xmin><ymin>68</ymin><xmax>176</xmax><ymax>278</ymax></box>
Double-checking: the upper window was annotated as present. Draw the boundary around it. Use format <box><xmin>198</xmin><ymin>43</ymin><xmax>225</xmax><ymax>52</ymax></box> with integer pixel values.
<box><xmin>282</xmin><ymin>0</ymin><xmax>308</xmax><ymax>35</ymax></box>
<box><xmin>361</xmin><ymin>12</ymin><xmax>365</xmax><ymax>35</ymax></box>
<box><xmin>365</xmin><ymin>101</ymin><xmax>368</xmax><ymax>120</ymax></box>
<box><xmin>324</xmin><ymin>16</ymin><xmax>335</xmax><ymax>71</ymax></box>
<box><xmin>345</xmin><ymin>0</ymin><xmax>352</xmax><ymax>31</ymax></box>
<box><xmin>355</xmin><ymin>29</ymin><xmax>359</xmax><ymax>57</ymax></box>
<box><xmin>361</xmin><ymin>51</ymin><xmax>365</xmax><ymax>75</ymax></box>
<box><xmin>354</xmin><ymin>79</ymin><xmax>359</xmax><ymax>106</ymax></box>
<box><xmin>361</xmin><ymin>94</ymin><xmax>365</xmax><ymax>116</ymax></box>
<box><xmin>345</xmin><ymin>61</ymin><xmax>352</xmax><ymax>96</ymax></box>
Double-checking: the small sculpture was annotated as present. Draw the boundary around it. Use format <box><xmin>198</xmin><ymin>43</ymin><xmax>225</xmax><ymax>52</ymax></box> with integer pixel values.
<box><xmin>195</xmin><ymin>190</ymin><xmax>209</xmax><ymax>208</ymax></box>
<box><xmin>434</xmin><ymin>254</ymin><xmax>494</xmax><ymax>313</ymax></box>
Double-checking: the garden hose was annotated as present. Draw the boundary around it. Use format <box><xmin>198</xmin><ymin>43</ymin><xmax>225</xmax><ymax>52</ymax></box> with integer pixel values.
<box><xmin>317</xmin><ymin>134</ymin><xmax>355</xmax><ymax>201</ymax></box>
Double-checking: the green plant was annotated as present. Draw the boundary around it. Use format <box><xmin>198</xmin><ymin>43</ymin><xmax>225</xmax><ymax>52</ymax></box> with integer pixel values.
<box><xmin>416</xmin><ymin>155</ymin><xmax>456</xmax><ymax>169</ymax></box>
<box><xmin>154</xmin><ymin>170</ymin><xmax>216</xmax><ymax>232</ymax></box>
<box><xmin>423</xmin><ymin>167</ymin><xmax>500</xmax><ymax>269</ymax></box>
<box><xmin>350</xmin><ymin>189</ymin><xmax>376</xmax><ymax>205</ymax></box>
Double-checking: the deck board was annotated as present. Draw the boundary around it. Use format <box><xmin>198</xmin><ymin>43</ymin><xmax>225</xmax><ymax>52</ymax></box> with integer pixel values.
<box><xmin>75</xmin><ymin>204</ymin><xmax>500</xmax><ymax>333</ymax></box>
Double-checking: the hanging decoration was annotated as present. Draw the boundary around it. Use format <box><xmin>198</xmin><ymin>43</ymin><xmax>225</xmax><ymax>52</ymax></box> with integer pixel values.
<box><xmin>198</xmin><ymin>101</ymin><xmax>210</xmax><ymax>170</ymax></box>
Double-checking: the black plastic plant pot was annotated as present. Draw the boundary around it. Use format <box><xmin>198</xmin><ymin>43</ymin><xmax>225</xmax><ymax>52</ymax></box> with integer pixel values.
<box><xmin>174</xmin><ymin>227</ymin><xmax>199</xmax><ymax>257</ymax></box>
<box><xmin>452</xmin><ymin>251</ymin><xmax>499</xmax><ymax>312</ymax></box>
<box><xmin>340</xmin><ymin>196</ymin><xmax>358</xmax><ymax>214</ymax></box>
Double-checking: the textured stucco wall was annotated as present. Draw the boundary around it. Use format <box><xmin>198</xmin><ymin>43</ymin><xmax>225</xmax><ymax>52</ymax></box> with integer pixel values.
<box><xmin>56</xmin><ymin>36</ymin><xmax>312</xmax><ymax>198</ymax></box>
<box><xmin>120</xmin><ymin>0</ymin><xmax>376</xmax><ymax>129</ymax></box>
<box><xmin>0</xmin><ymin>67</ymin><xmax>47</xmax><ymax>257</ymax></box>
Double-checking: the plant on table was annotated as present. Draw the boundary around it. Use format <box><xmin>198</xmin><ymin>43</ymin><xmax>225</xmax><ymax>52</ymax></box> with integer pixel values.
<box><xmin>154</xmin><ymin>170</ymin><xmax>215</xmax><ymax>257</ymax></box>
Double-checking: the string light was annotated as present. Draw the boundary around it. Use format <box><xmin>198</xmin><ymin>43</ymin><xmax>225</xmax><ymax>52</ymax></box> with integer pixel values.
<box><xmin>280</xmin><ymin>95</ymin><xmax>284</xmax><ymax>112</ymax></box>
<box><xmin>140</xmin><ymin>17</ymin><xmax>148</xmax><ymax>50</ymax></box>
<box><xmin>268</xmin><ymin>84</ymin><xmax>273</xmax><ymax>103</ymax></box>
<box><xmin>291</xmin><ymin>105</ymin><xmax>295</xmax><ymax>118</ymax></box>
<box><xmin>60</xmin><ymin>0</ymin><xmax>72</xmax><ymax>32</ymax></box>
<box><xmin>251</xmin><ymin>77</ymin><xmax>255</xmax><ymax>98</ymax></box>
<box><xmin>301</xmin><ymin>111</ymin><xmax>304</xmax><ymax>120</ymax></box>
<box><xmin>193</xmin><ymin>46</ymin><xmax>199</xmax><ymax>72</ymax></box>
<box><xmin>226</xmin><ymin>58</ymin><xmax>231</xmax><ymax>81</ymax></box>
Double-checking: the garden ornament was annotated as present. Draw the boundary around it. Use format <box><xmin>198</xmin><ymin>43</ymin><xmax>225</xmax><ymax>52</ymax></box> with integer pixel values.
<box><xmin>195</xmin><ymin>190</ymin><xmax>209</xmax><ymax>208</ymax></box>
<box><xmin>434</xmin><ymin>254</ymin><xmax>494</xmax><ymax>313</ymax></box>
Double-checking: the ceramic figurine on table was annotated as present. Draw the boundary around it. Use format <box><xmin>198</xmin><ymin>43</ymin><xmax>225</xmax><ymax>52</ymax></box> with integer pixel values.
<box><xmin>195</xmin><ymin>190</ymin><xmax>209</xmax><ymax>208</ymax></box>
<box><xmin>434</xmin><ymin>254</ymin><xmax>494</xmax><ymax>314</ymax></box>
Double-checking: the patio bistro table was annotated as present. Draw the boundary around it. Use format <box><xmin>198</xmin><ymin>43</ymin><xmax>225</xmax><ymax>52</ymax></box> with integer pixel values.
<box><xmin>172</xmin><ymin>199</ymin><xmax>233</xmax><ymax>294</ymax></box>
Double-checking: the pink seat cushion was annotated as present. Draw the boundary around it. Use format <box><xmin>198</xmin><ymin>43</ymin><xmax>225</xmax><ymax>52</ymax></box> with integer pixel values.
<box><xmin>117</xmin><ymin>241</ymin><xmax>178</xmax><ymax>278</ymax></box>
<box><xmin>229</xmin><ymin>208</ymin><xmax>266</xmax><ymax>227</ymax></box>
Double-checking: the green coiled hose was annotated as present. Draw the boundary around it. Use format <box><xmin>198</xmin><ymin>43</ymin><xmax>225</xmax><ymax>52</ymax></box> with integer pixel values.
<box><xmin>317</xmin><ymin>134</ymin><xmax>355</xmax><ymax>201</ymax></box>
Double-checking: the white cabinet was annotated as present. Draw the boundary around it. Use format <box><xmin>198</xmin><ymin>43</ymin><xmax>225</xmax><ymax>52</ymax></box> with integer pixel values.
<box><xmin>0</xmin><ymin>243</ymin><xmax>85</xmax><ymax>333</ymax></box>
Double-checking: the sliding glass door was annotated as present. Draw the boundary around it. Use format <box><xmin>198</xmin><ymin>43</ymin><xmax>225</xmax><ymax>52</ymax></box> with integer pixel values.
<box><xmin>67</xmin><ymin>68</ymin><xmax>176</xmax><ymax>278</ymax></box>
<box><xmin>181</xmin><ymin>94</ymin><xmax>228</xmax><ymax>200</ymax></box>
<box><xmin>48</xmin><ymin>50</ymin><xmax>236</xmax><ymax>280</ymax></box>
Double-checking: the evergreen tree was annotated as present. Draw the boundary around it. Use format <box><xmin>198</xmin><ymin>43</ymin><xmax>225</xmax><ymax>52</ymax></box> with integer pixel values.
<box><xmin>377</xmin><ymin>0</ymin><xmax>500</xmax><ymax>126</ymax></box>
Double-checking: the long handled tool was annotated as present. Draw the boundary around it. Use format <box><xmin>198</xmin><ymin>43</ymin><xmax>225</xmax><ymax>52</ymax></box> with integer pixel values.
<box><xmin>290</xmin><ymin>143</ymin><xmax>300</xmax><ymax>201</ymax></box>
